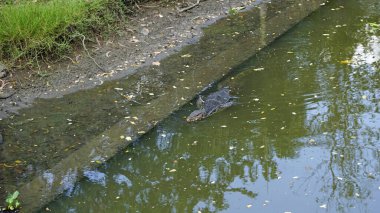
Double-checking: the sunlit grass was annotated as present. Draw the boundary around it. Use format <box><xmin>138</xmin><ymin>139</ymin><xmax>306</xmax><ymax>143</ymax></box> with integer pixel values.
<box><xmin>0</xmin><ymin>0</ymin><xmax>108</xmax><ymax>63</ymax></box>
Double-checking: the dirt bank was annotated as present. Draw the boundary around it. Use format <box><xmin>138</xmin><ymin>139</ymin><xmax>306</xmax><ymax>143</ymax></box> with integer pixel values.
<box><xmin>0</xmin><ymin>0</ymin><xmax>257</xmax><ymax>119</ymax></box>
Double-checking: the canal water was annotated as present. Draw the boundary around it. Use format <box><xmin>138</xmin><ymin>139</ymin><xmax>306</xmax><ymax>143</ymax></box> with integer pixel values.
<box><xmin>42</xmin><ymin>0</ymin><xmax>380</xmax><ymax>212</ymax></box>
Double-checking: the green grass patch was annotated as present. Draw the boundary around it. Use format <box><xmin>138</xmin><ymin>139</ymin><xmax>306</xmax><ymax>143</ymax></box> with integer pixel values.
<box><xmin>0</xmin><ymin>0</ymin><xmax>126</xmax><ymax>66</ymax></box>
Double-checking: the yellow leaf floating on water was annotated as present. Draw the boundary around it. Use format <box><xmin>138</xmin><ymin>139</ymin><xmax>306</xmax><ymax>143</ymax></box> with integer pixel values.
<box><xmin>169</xmin><ymin>169</ymin><xmax>177</xmax><ymax>172</ymax></box>
<box><xmin>15</xmin><ymin>160</ymin><xmax>22</xmax><ymax>164</ymax></box>
<box><xmin>339</xmin><ymin>59</ymin><xmax>352</xmax><ymax>64</ymax></box>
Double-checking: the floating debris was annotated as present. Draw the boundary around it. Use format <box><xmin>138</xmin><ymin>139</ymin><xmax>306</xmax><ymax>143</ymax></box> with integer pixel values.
<box><xmin>152</xmin><ymin>61</ymin><xmax>160</xmax><ymax>66</ymax></box>
<box><xmin>339</xmin><ymin>59</ymin><xmax>352</xmax><ymax>64</ymax></box>
<box><xmin>253</xmin><ymin>67</ymin><xmax>264</xmax><ymax>71</ymax></box>
<box><xmin>181</xmin><ymin>54</ymin><xmax>192</xmax><ymax>58</ymax></box>
<box><xmin>308</xmin><ymin>139</ymin><xmax>316</xmax><ymax>144</ymax></box>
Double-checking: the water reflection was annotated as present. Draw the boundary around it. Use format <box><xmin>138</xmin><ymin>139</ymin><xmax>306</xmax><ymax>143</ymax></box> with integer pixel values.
<box><xmin>2</xmin><ymin>1</ymin><xmax>325</xmax><ymax>209</ymax></box>
<box><xmin>44</xmin><ymin>0</ymin><xmax>379</xmax><ymax>212</ymax></box>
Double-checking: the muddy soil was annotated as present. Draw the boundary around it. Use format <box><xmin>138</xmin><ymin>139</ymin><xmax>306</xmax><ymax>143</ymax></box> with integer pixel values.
<box><xmin>0</xmin><ymin>0</ymin><xmax>257</xmax><ymax>119</ymax></box>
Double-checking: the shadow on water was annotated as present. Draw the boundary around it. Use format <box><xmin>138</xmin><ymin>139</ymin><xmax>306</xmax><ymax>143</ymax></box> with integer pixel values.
<box><xmin>43</xmin><ymin>0</ymin><xmax>380</xmax><ymax>212</ymax></box>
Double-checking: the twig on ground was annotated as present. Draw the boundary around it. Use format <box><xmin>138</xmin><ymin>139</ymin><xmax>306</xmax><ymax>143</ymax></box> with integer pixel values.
<box><xmin>77</xmin><ymin>33</ymin><xmax>105</xmax><ymax>71</ymax></box>
<box><xmin>0</xmin><ymin>79</ymin><xmax>14</xmax><ymax>99</ymax></box>
<box><xmin>177</xmin><ymin>0</ymin><xmax>201</xmax><ymax>13</ymax></box>
<box><xmin>134</xmin><ymin>2</ymin><xmax>141</xmax><ymax>10</ymax></box>
<box><xmin>62</xmin><ymin>56</ymin><xmax>77</xmax><ymax>64</ymax></box>
<box><xmin>0</xmin><ymin>79</ymin><xmax>7</xmax><ymax>91</ymax></box>
<box><xmin>140</xmin><ymin>4</ymin><xmax>159</xmax><ymax>8</ymax></box>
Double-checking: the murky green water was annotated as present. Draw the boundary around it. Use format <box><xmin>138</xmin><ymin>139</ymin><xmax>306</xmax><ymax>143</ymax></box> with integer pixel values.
<box><xmin>42</xmin><ymin>0</ymin><xmax>380</xmax><ymax>212</ymax></box>
<box><xmin>2</xmin><ymin>0</ymin><xmax>329</xmax><ymax>210</ymax></box>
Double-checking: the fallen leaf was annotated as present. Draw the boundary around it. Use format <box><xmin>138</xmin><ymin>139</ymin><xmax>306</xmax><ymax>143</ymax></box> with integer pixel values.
<box><xmin>339</xmin><ymin>59</ymin><xmax>352</xmax><ymax>64</ymax></box>
<box><xmin>181</xmin><ymin>54</ymin><xmax>192</xmax><ymax>58</ymax></box>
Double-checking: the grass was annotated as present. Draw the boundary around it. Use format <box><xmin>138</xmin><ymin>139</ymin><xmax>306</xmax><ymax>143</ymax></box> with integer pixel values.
<box><xmin>0</xmin><ymin>0</ymin><xmax>126</xmax><ymax>66</ymax></box>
